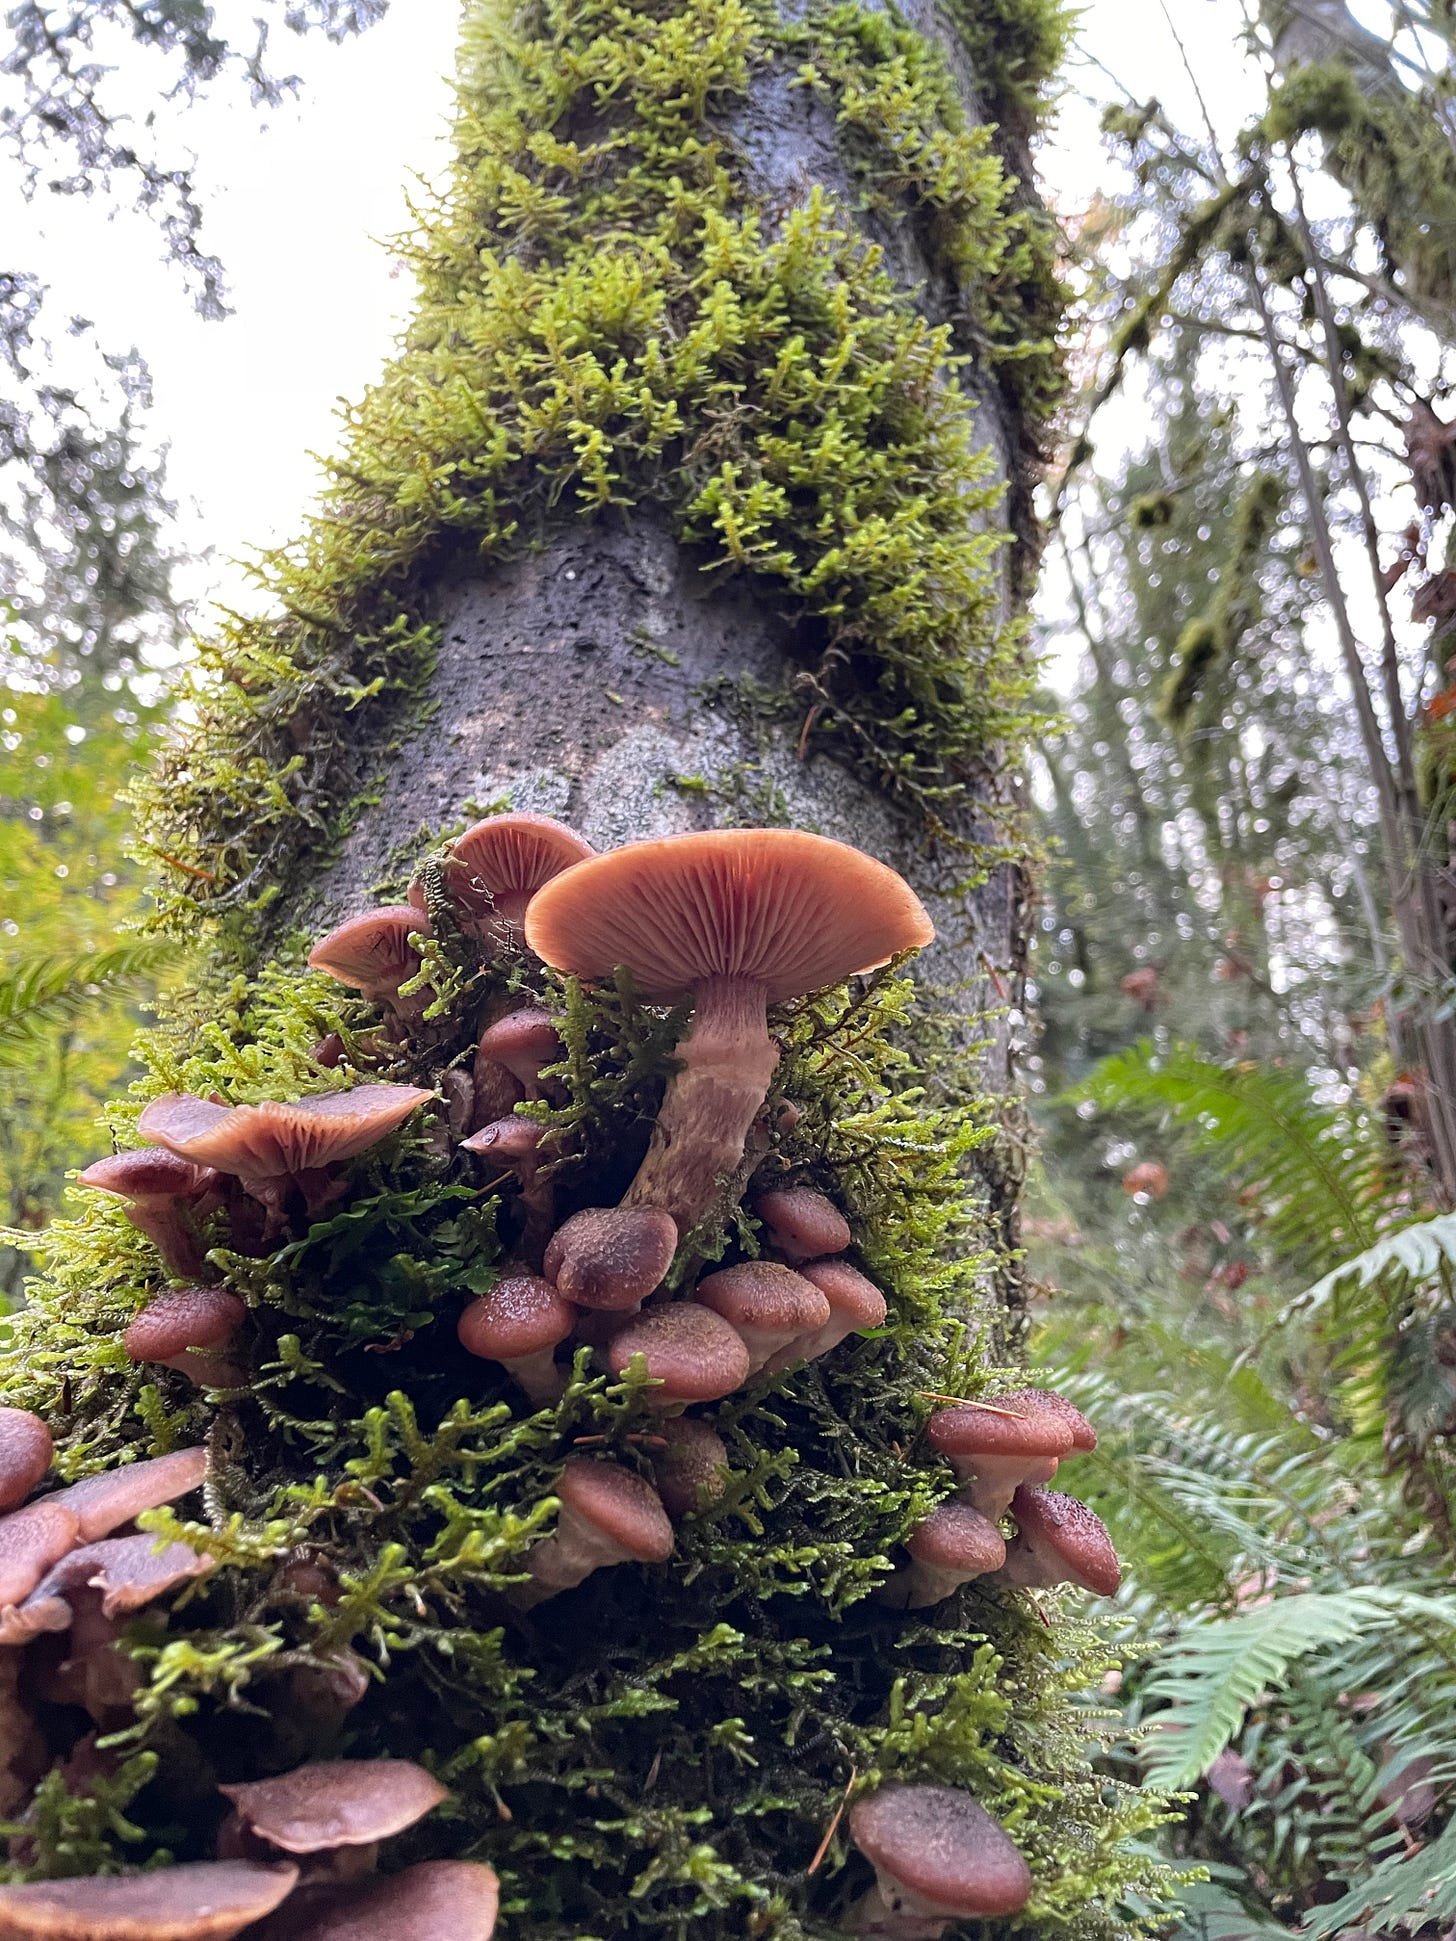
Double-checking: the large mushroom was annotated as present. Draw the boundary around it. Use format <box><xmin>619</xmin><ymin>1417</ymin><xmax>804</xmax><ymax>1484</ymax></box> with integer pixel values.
<box><xmin>217</xmin><ymin>1758</ymin><xmax>448</xmax><ymax>1880</ymax></box>
<box><xmin>0</xmin><ymin>1860</ymin><xmax>299</xmax><ymax>1939</ymax></box>
<box><xmin>880</xmin><ymin>1500</ymin><xmax>1007</xmax><ymax>1611</ymax></box>
<box><xmin>246</xmin><ymin>1859</ymin><xmax>499</xmax><ymax>1940</ymax></box>
<box><xmin>413</xmin><ymin>811</ymin><xmax>594</xmax><ymax>948</ymax></box>
<box><xmin>926</xmin><ymin>1402</ymin><xmax>1073</xmax><ymax>1520</ymax></box>
<box><xmin>307</xmin><ymin>906</ymin><xmax>432</xmax><ymax>1023</ymax></box>
<box><xmin>125</xmin><ymin>1286</ymin><xmax>248</xmax><ymax>1390</ymax></box>
<box><xmin>693</xmin><ymin>1261</ymin><xmax>831</xmax><ymax>1378</ymax></box>
<box><xmin>458</xmin><ymin>1274</ymin><xmax>575</xmax><ymax>1404</ymax></box>
<box><xmin>846</xmin><ymin>1784</ymin><xmax>1032</xmax><ymax>1936</ymax></box>
<box><xmin>524</xmin><ymin>830</ymin><xmax>933</xmax><ymax>1232</ymax></box>
<box><xmin>993</xmin><ymin>1386</ymin><xmax>1097</xmax><ymax>1455</ymax></box>
<box><xmin>606</xmin><ymin>1302</ymin><xmax>751</xmax><ymax>1409</ymax></box>
<box><xmin>996</xmin><ymin>1487</ymin><xmax>1121</xmax><ymax>1597</ymax></box>
<box><xmin>518</xmin><ymin>1458</ymin><xmax>673</xmax><ymax>1605</ymax></box>
<box><xmin>543</xmin><ymin>1205</ymin><xmax>678</xmax><ymax>1312</ymax></box>
<box><xmin>138</xmin><ymin>1085</ymin><xmax>431</xmax><ymax>1236</ymax></box>
<box><xmin>0</xmin><ymin>1408</ymin><xmax>53</xmax><ymax>1512</ymax></box>
<box><xmin>76</xmin><ymin>1149</ymin><xmax>219</xmax><ymax>1280</ymax></box>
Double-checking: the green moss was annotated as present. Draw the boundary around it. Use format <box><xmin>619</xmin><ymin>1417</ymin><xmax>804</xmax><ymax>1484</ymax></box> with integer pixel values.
<box><xmin>133</xmin><ymin>0</ymin><xmax>1065</xmax><ymax>953</ymax></box>
<box><xmin>1</xmin><ymin>890</ymin><xmax>1175</xmax><ymax>1933</ymax></box>
<box><xmin>1157</xmin><ymin>470</ymin><xmax>1282</xmax><ymax>732</ymax></box>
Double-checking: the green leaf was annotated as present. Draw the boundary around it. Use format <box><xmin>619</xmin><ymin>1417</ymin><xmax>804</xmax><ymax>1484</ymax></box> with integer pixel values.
<box><xmin>0</xmin><ymin>942</ymin><xmax>169</xmax><ymax>1066</ymax></box>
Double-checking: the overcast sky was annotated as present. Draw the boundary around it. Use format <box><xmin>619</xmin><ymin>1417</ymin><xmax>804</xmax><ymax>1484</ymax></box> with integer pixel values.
<box><xmin>0</xmin><ymin>0</ymin><xmax>1329</xmax><ymax>622</ymax></box>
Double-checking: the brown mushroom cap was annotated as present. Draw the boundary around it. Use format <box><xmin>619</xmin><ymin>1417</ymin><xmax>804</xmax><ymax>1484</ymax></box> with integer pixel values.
<box><xmin>905</xmin><ymin>1500</ymin><xmax>1008</xmax><ymax>1576</ymax></box>
<box><xmin>245</xmin><ymin>1859</ymin><xmax>499</xmax><ymax>1941</ymax></box>
<box><xmin>458</xmin><ymin>1275</ymin><xmax>575</xmax><ymax>1362</ymax></box>
<box><xmin>51</xmin><ymin>1447</ymin><xmax>209</xmax><ymax>1543</ymax></box>
<box><xmin>693</xmin><ymin>1261</ymin><xmax>831</xmax><ymax>1372</ymax></box>
<box><xmin>554</xmin><ymin>1459</ymin><xmax>675</xmax><ymax>1564</ymax></box>
<box><xmin>218</xmin><ymin>1759</ymin><xmax>449</xmax><ymax>1854</ymax></box>
<box><xmin>0</xmin><ymin>1859</ymin><xmax>299</xmax><ymax>1939</ymax></box>
<box><xmin>926</xmin><ymin>1403</ymin><xmax>1072</xmax><ymax>1466</ymax></box>
<box><xmin>474</xmin><ymin>1009</ymin><xmax>561</xmax><ymax>1092</ymax></box>
<box><xmin>76</xmin><ymin>1150</ymin><xmax>217</xmax><ymax>1208</ymax></box>
<box><xmin>433</xmin><ymin>812</ymin><xmax>594</xmax><ymax>934</ymax></box>
<box><xmin>138</xmin><ymin>1086</ymin><xmax>431</xmax><ymax>1184</ymax></box>
<box><xmin>460</xmin><ymin>1116</ymin><xmax>541</xmax><ymax>1177</ymax></box>
<box><xmin>0</xmin><ymin>1498</ymin><xmax>82</xmax><ymax>1609</ymax></box>
<box><xmin>25</xmin><ymin>1533</ymin><xmax>212</xmax><ymax>1621</ymax></box>
<box><xmin>753</xmin><ymin>1186</ymin><xmax>851</xmax><ymax>1263</ymax></box>
<box><xmin>0</xmin><ymin>1407</ymin><xmax>53</xmax><ymax>1512</ymax></box>
<box><xmin>1002</xmin><ymin>1487</ymin><xmax>1122</xmax><ymax>1597</ymax></box>
<box><xmin>543</xmin><ymin>1206</ymin><xmax>678</xmax><ymax>1311</ymax></box>
<box><xmin>523</xmin><ymin>828</ymin><xmax>934</xmax><ymax>1005</ymax></box>
<box><xmin>849</xmin><ymin>1784</ymin><xmax>1032</xmax><ymax>1921</ymax></box>
<box><xmin>994</xmin><ymin>1387</ymin><xmax>1097</xmax><ymax>1453</ymax></box>
<box><xmin>791</xmin><ymin>1259</ymin><xmax>887</xmax><ymax>1350</ymax></box>
<box><xmin>607</xmin><ymin>1303</ymin><xmax>751</xmax><ymax>1407</ymax></box>
<box><xmin>650</xmin><ymin>1416</ymin><xmax>731</xmax><ymax>1519</ymax></box>
<box><xmin>125</xmin><ymin>1288</ymin><xmax>246</xmax><ymax>1366</ymax></box>
<box><xmin>306</xmin><ymin>907</ymin><xmax>429</xmax><ymax>1004</ymax></box>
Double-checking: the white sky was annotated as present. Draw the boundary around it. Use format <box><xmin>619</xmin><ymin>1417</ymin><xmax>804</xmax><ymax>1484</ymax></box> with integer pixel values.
<box><xmin>0</xmin><ymin>0</ymin><xmax>1357</xmax><ymax>626</ymax></box>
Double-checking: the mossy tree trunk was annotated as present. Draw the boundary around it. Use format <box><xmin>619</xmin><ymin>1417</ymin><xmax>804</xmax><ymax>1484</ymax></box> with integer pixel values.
<box><xmin>0</xmin><ymin>0</ymin><xmax>1171</xmax><ymax>1932</ymax></box>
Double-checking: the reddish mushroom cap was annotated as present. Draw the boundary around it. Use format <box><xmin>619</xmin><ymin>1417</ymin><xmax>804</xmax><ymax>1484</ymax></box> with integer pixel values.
<box><xmin>0</xmin><ymin>1407</ymin><xmax>53</xmax><ymax>1512</ymax></box>
<box><xmin>306</xmin><ymin>907</ymin><xmax>429</xmax><ymax>1003</ymax></box>
<box><xmin>125</xmin><ymin>1288</ymin><xmax>246</xmax><ymax>1366</ymax></box>
<box><xmin>51</xmin><ymin>1447</ymin><xmax>209</xmax><ymax>1543</ymax></box>
<box><xmin>994</xmin><ymin>1387</ymin><xmax>1097</xmax><ymax>1453</ymax></box>
<box><xmin>1003</xmin><ymin>1487</ymin><xmax>1122</xmax><ymax>1597</ymax></box>
<box><xmin>523</xmin><ymin>828</ymin><xmax>934</xmax><ymax>1004</ymax></box>
<box><xmin>429</xmin><ymin>812</ymin><xmax>594</xmax><ymax>935</ymax></box>
<box><xmin>905</xmin><ymin>1500</ymin><xmax>1007</xmax><ymax>1577</ymax></box>
<box><xmin>474</xmin><ymin>1009</ymin><xmax>562</xmax><ymax>1090</ymax></box>
<box><xmin>244</xmin><ymin>1859</ymin><xmax>499</xmax><ymax>1941</ymax></box>
<box><xmin>460</xmin><ymin>1116</ymin><xmax>541</xmax><ymax>1174</ymax></box>
<box><xmin>607</xmin><ymin>1303</ymin><xmax>751</xmax><ymax>1406</ymax></box>
<box><xmin>926</xmin><ymin>1403</ymin><xmax>1072</xmax><ymax>1466</ymax></box>
<box><xmin>0</xmin><ymin>1498</ymin><xmax>82</xmax><ymax>1609</ymax></box>
<box><xmin>543</xmin><ymin>1206</ymin><xmax>678</xmax><ymax>1311</ymax></box>
<box><xmin>753</xmin><ymin>1186</ymin><xmax>851</xmax><ymax>1263</ymax></box>
<box><xmin>138</xmin><ymin>1086</ymin><xmax>431</xmax><ymax>1183</ymax></box>
<box><xmin>4</xmin><ymin>1535</ymin><xmax>213</xmax><ymax>1643</ymax></box>
<box><xmin>0</xmin><ymin>1860</ymin><xmax>299</xmax><ymax>1939</ymax></box>
<box><xmin>797</xmin><ymin>1259</ymin><xmax>888</xmax><ymax>1335</ymax></box>
<box><xmin>77</xmin><ymin>1150</ymin><xmax>218</xmax><ymax>1208</ymax></box>
<box><xmin>1122</xmin><ymin>1160</ymin><xmax>1169</xmax><ymax>1199</ymax></box>
<box><xmin>650</xmin><ymin>1416</ymin><xmax>731</xmax><ymax>1518</ymax></box>
<box><xmin>458</xmin><ymin>1276</ymin><xmax>575</xmax><ymax>1362</ymax></box>
<box><xmin>693</xmin><ymin>1261</ymin><xmax>831</xmax><ymax>1371</ymax></box>
<box><xmin>554</xmin><ymin>1459</ymin><xmax>675</xmax><ymax>1564</ymax></box>
<box><xmin>218</xmin><ymin>1759</ymin><xmax>449</xmax><ymax>1854</ymax></box>
<box><xmin>849</xmin><ymin>1784</ymin><xmax>1032</xmax><ymax>1921</ymax></box>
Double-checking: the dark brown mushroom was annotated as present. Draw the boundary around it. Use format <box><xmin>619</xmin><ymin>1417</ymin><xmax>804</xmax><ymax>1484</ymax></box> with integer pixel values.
<box><xmin>50</xmin><ymin>1446</ymin><xmax>209</xmax><ymax>1542</ymax></box>
<box><xmin>518</xmin><ymin>1458</ymin><xmax>673</xmax><ymax>1605</ymax></box>
<box><xmin>124</xmin><ymin>1286</ymin><xmax>247</xmax><ymax>1390</ymax></box>
<box><xmin>693</xmin><ymin>1261</ymin><xmax>831</xmax><ymax>1377</ymax></box>
<box><xmin>243</xmin><ymin>1860</ymin><xmax>499</xmax><ymax>1940</ymax></box>
<box><xmin>0</xmin><ymin>1862</ymin><xmax>298</xmax><ymax>1939</ymax></box>
<box><xmin>474</xmin><ymin>1008</ymin><xmax>562</xmax><ymax>1102</ymax></box>
<box><xmin>0</xmin><ymin>1408</ymin><xmax>53</xmax><ymax>1512</ymax></box>
<box><xmin>138</xmin><ymin>1085</ymin><xmax>431</xmax><ymax>1235</ymax></box>
<box><xmin>606</xmin><ymin>1302</ymin><xmax>751</xmax><ymax>1409</ymax></box>
<box><xmin>649</xmin><ymin>1416</ymin><xmax>732</xmax><ymax>1518</ymax></box>
<box><xmin>415</xmin><ymin>810</ymin><xmax>594</xmax><ymax>948</ymax></box>
<box><xmin>217</xmin><ymin>1759</ymin><xmax>448</xmax><ymax>1867</ymax></box>
<box><xmin>992</xmin><ymin>1387</ymin><xmax>1097</xmax><ymax>1454</ymax></box>
<box><xmin>753</xmin><ymin>1186</ymin><xmax>851</xmax><ymax>1263</ymax></box>
<box><xmin>880</xmin><ymin>1500</ymin><xmax>1007</xmax><ymax>1611</ymax></box>
<box><xmin>307</xmin><ymin>906</ymin><xmax>432</xmax><ymax>1022</ymax></box>
<box><xmin>770</xmin><ymin>1258</ymin><xmax>887</xmax><ymax>1371</ymax></box>
<box><xmin>846</xmin><ymin>1783</ymin><xmax>1032</xmax><ymax>1935</ymax></box>
<box><xmin>76</xmin><ymin>1149</ymin><xmax>219</xmax><ymax>1280</ymax></box>
<box><xmin>525</xmin><ymin>830</ymin><xmax>933</xmax><ymax>1232</ymax></box>
<box><xmin>458</xmin><ymin>1274</ymin><xmax>575</xmax><ymax>1404</ymax></box>
<box><xmin>543</xmin><ymin>1206</ymin><xmax>678</xmax><ymax>1312</ymax></box>
<box><xmin>996</xmin><ymin>1487</ymin><xmax>1121</xmax><ymax>1598</ymax></box>
<box><xmin>926</xmin><ymin>1403</ymin><xmax>1072</xmax><ymax>1520</ymax></box>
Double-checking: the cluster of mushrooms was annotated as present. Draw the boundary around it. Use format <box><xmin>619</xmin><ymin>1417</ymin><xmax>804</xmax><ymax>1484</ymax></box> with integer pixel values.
<box><xmin>7</xmin><ymin>816</ymin><xmax>1122</xmax><ymax>1938</ymax></box>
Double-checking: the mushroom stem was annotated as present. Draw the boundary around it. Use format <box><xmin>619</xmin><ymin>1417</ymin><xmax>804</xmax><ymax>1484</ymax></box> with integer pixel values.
<box><xmin>844</xmin><ymin>1881</ymin><xmax>959</xmax><ymax>1939</ymax></box>
<box><xmin>622</xmin><ymin>976</ymin><xmax>779</xmax><ymax>1232</ymax></box>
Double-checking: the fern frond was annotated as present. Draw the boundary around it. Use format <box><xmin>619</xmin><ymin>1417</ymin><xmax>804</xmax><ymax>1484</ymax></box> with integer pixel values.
<box><xmin>0</xmin><ymin>944</ymin><xmax>169</xmax><ymax>1066</ymax></box>
<box><xmin>1300</xmin><ymin>1812</ymin><xmax>1456</xmax><ymax>1937</ymax></box>
<box><xmin>1291</xmin><ymin>1211</ymin><xmax>1456</xmax><ymax>1326</ymax></box>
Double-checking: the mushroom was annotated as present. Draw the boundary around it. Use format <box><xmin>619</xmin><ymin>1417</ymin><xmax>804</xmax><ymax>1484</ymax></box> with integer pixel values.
<box><xmin>606</xmin><ymin>1302</ymin><xmax>751</xmax><ymax>1409</ymax></box>
<box><xmin>524</xmin><ymin>829</ymin><xmax>933</xmax><ymax>1233</ymax></box>
<box><xmin>461</xmin><ymin>1116</ymin><xmax>553</xmax><ymax>1264</ymax></box>
<box><xmin>649</xmin><ymin>1416</ymin><xmax>732</xmax><ymax>1518</ymax></box>
<box><xmin>217</xmin><ymin>1758</ymin><xmax>448</xmax><ymax>1880</ymax></box>
<box><xmin>413</xmin><ymin>810</ymin><xmax>594</xmax><ymax>948</ymax></box>
<box><xmin>458</xmin><ymin>1274</ymin><xmax>575</xmax><ymax>1404</ymax></box>
<box><xmin>245</xmin><ymin>1859</ymin><xmax>499</xmax><ymax>1940</ymax></box>
<box><xmin>766</xmin><ymin>1258</ymin><xmax>886</xmax><ymax>1371</ymax></box>
<box><xmin>50</xmin><ymin>1446</ymin><xmax>209</xmax><ymax>1541</ymax></box>
<box><xmin>0</xmin><ymin>1499</ymin><xmax>82</xmax><ymax>1611</ymax></box>
<box><xmin>693</xmin><ymin>1261</ymin><xmax>831</xmax><ymax>1377</ymax></box>
<box><xmin>753</xmin><ymin>1186</ymin><xmax>851</xmax><ymax>1263</ymax></box>
<box><xmin>307</xmin><ymin>906</ymin><xmax>432</xmax><ymax>1023</ymax></box>
<box><xmin>543</xmin><ymin>1206</ymin><xmax>678</xmax><ymax>1312</ymax></box>
<box><xmin>996</xmin><ymin>1487</ymin><xmax>1122</xmax><ymax>1597</ymax></box>
<box><xmin>518</xmin><ymin>1458</ymin><xmax>673</xmax><ymax>1605</ymax></box>
<box><xmin>1122</xmin><ymin>1160</ymin><xmax>1169</xmax><ymax>1199</ymax></box>
<box><xmin>138</xmin><ymin>1085</ymin><xmax>431</xmax><ymax>1236</ymax></box>
<box><xmin>992</xmin><ymin>1387</ymin><xmax>1097</xmax><ymax>1455</ymax></box>
<box><xmin>2</xmin><ymin>1532</ymin><xmax>213</xmax><ymax>1653</ymax></box>
<box><xmin>75</xmin><ymin>1149</ymin><xmax>219</xmax><ymax>1280</ymax></box>
<box><xmin>846</xmin><ymin>1783</ymin><xmax>1032</xmax><ymax>1936</ymax></box>
<box><xmin>0</xmin><ymin>1408</ymin><xmax>53</xmax><ymax>1512</ymax></box>
<box><xmin>879</xmin><ymin>1500</ymin><xmax>1007</xmax><ymax>1611</ymax></box>
<box><xmin>926</xmin><ymin>1403</ymin><xmax>1072</xmax><ymax>1520</ymax></box>
<box><xmin>0</xmin><ymin>1860</ymin><xmax>299</xmax><ymax>1940</ymax></box>
<box><xmin>125</xmin><ymin>1286</ymin><xmax>248</xmax><ymax>1390</ymax></box>
<box><xmin>474</xmin><ymin>1008</ymin><xmax>562</xmax><ymax>1102</ymax></box>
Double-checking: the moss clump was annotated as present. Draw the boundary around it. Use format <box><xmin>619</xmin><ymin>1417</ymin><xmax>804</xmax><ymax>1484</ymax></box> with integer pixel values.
<box><xmin>1157</xmin><ymin>469</ymin><xmax>1282</xmax><ymax>733</ymax></box>
<box><xmin>134</xmin><ymin>0</ymin><xmax>1065</xmax><ymax>954</ymax></box>
<box><xmin>0</xmin><ymin>843</ymin><xmax>1174</xmax><ymax>1934</ymax></box>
